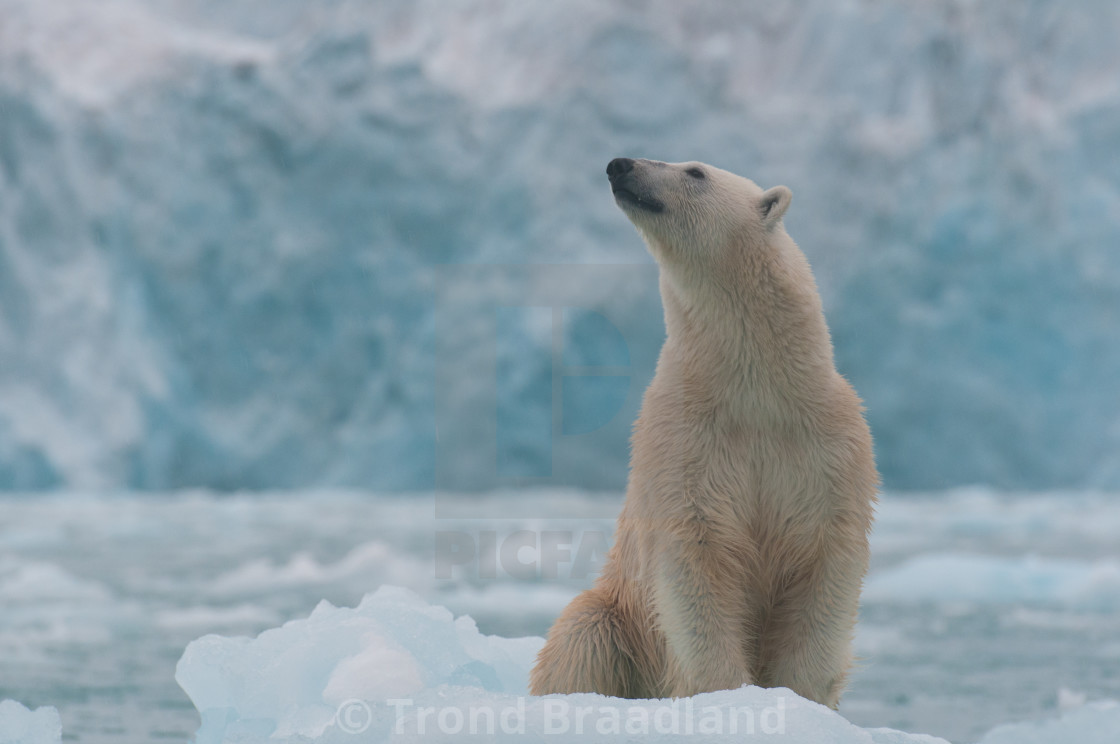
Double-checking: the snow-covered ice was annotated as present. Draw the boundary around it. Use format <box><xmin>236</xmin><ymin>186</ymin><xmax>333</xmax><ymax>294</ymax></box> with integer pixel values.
<box><xmin>176</xmin><ymin>585</ymin><xmax>951</xmax><ymax>744</ymax></box>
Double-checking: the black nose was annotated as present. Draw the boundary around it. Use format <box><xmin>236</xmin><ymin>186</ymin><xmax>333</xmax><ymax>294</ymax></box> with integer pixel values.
<box><xmin>606</xmin><ymin>157</ymin><xmax>634</xmax><ymax>181</ymax></box>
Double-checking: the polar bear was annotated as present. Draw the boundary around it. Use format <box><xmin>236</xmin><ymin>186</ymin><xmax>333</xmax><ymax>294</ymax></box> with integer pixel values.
<box><xmin>529</xmin><ymin>158</ymin><xmax>878</xmax><ymax>708</ymax></box>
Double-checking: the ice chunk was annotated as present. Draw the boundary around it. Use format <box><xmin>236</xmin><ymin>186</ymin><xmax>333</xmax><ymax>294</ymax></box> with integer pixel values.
<box><xmin>0</xmin><ymin>700</ymin><xmax>62</xmax><ymax>744</ymax></box>
<box><xmin>175</xmin><ymin>586</ymin><xmax>543</xmax><ymax>742</ymax></box>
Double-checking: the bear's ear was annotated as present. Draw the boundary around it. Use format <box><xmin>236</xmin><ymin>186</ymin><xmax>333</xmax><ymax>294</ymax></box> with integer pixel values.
<box><xmin>759</xmin><ymin>185</ymin><xmax>792</xmax><ymax>229</ymax></box>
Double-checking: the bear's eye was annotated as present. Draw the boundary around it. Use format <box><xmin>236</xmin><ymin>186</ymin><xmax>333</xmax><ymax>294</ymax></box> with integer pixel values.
<box><xmin>686</xmin><ymin>167</ymin><xmax>706</xmax><ymax>180</ymax></box>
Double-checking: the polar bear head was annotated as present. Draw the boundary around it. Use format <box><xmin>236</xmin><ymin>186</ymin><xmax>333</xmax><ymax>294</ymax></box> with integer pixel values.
<box><xmin>605</xmin><ymin>156</ymin><xmax>825</xmax><ymax>349</ymax></box>
<box><xmin>606</xmin><ymin>157</ymin><xmax>792</xmax><ymax>275</ymax></box>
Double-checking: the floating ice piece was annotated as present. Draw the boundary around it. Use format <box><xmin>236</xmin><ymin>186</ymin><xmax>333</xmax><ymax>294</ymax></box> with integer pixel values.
<box><xmin>176</xmin><ymin>586</ymin><xmax>542</xmax><ymax>743</ymax></box>
<box><xmin>0</xmin><ymin>700</ymin><xmax>62</xmax><ymax>744</ymax></box>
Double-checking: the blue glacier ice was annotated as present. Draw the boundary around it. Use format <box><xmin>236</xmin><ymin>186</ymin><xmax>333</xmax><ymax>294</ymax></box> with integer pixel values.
<box><xmin>1</xmin><ymin>0</ymin><xmax>1119</xmax><ymax>491</ymax></box>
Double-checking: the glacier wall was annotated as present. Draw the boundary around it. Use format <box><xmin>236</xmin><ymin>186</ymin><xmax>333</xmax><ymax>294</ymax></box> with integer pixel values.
<box><xmin>1</xmin><ymin>0</ymin><xmax>1118</xmax><ymax>491</ymax></box>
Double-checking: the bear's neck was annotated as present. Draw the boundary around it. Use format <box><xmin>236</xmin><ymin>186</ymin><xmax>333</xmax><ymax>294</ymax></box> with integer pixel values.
<box><xmin>655</xmin><ymin>243</ymin><xmax>838</xmax><ymax>420</ymax></box>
